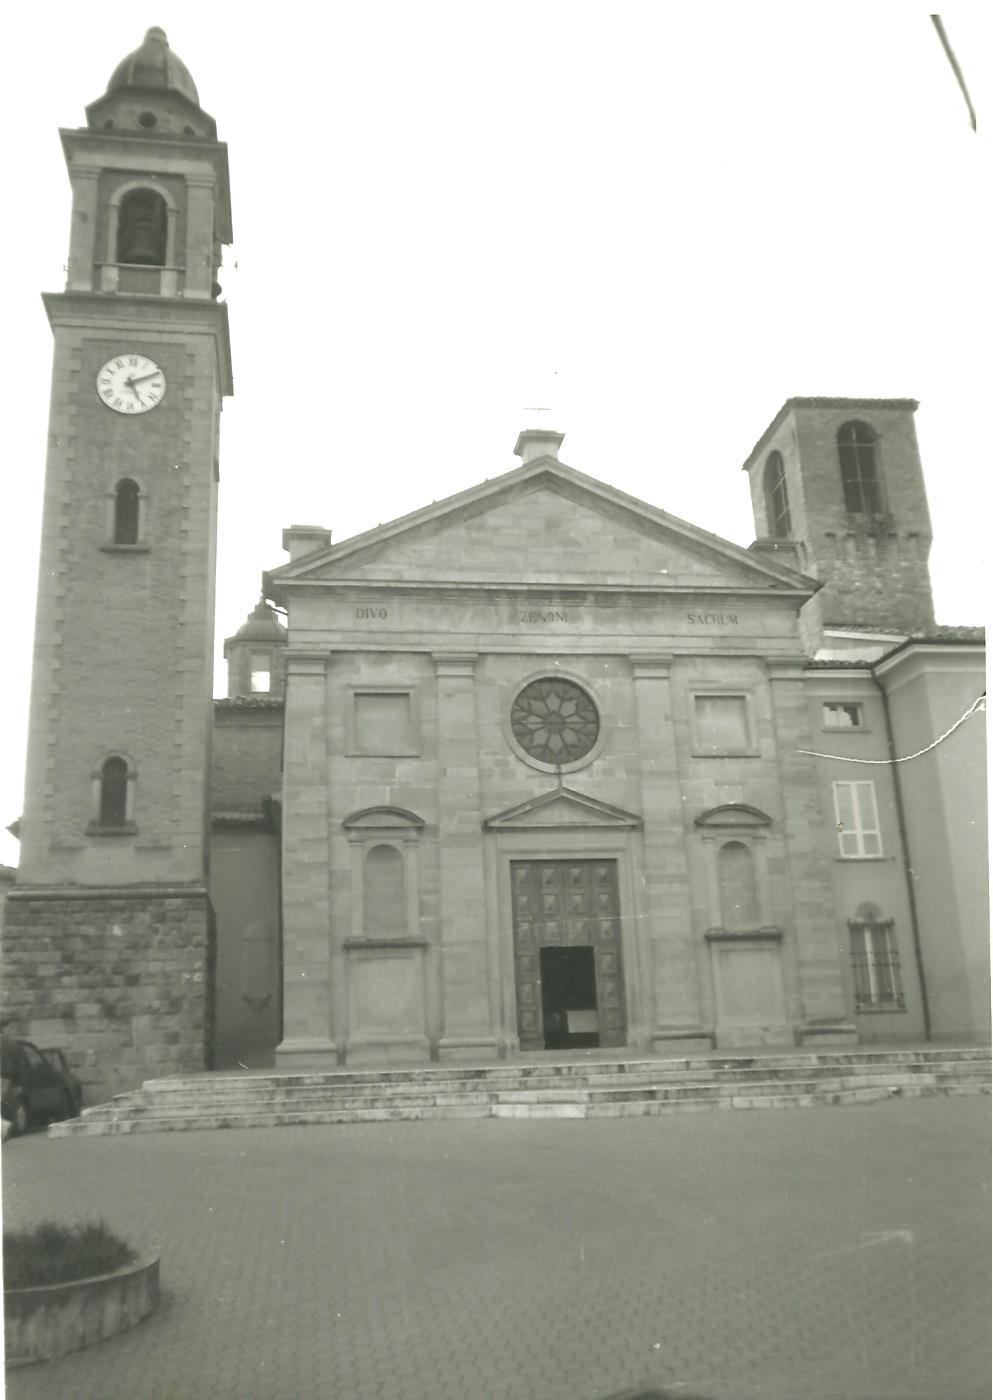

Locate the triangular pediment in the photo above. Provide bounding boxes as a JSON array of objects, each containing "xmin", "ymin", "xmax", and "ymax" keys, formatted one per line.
[
  {"xmin": 268, "ymin": 459, "xmax": 815, "ymax": 597},
  {"xmin": 484, "ymin": 786, "xmax": 642, "ymax": 830}
]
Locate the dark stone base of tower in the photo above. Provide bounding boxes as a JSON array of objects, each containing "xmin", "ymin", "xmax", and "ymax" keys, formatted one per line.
[{"xmin": 1, "ymin": 891, "xmax": 213, "ymax": 1102}]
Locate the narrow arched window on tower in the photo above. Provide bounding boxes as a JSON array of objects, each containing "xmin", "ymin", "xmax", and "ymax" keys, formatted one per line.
[
  {"xmin": 117, "ymin": 188, "xmax": 167, "ymax": 267},
  {"xmin": 763, "ymin": 450, "xmax": 791, "ymax": 537},
  {"xmin": 837, "ymin": 421, "xmax": 882, "ymax": 514},
  {"xmin": 99, "ymin": 757, "xmax": 129, "ymax": 828},
  {"xmin": 113, "ymin": 478, "xmax": 141, "ymax": 545}
]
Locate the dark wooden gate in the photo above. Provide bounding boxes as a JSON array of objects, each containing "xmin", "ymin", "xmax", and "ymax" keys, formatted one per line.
[{"xmin": 510, "ymin": 859, "xmax": 626, "ymax": 1050}]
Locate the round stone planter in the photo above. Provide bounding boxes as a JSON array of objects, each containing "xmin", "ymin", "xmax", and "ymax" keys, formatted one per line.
[{"xmin": 4, "ymin": 1251, "xmax": 159, "ymax": 1367}]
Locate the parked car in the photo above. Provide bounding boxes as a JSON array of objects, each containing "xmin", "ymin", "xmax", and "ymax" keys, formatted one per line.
[
  {"xmin": 0, "ymin": 1037, "xmax": 80, "ymax": 1138},
  {"xmin": 40, "ymin": 1047, "xmax": 83, "ymax": 1118}
]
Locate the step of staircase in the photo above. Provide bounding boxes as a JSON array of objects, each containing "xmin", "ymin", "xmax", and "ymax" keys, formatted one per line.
[{"xmin": 49, "ymin": 1046, "xmax": 990, "ymax": 1137}]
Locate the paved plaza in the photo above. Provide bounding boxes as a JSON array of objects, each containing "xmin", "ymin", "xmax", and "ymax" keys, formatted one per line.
[{"xmin": 2, "ymin": 1096, "xmax": 990, "ymax": 1400}]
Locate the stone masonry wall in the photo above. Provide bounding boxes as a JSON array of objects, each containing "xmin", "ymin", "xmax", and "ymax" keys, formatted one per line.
[{"xmin": 1, "ymin": 892, "xmax": 212, "ymax": 1103}]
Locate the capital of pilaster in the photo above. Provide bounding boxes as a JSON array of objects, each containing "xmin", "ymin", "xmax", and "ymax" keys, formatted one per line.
[
  {"xmin": 284, "ymin": 650, "xmax": 329, "ymax": 678},
  {"xmin": 70, "ymin": 164, "xmax": 101, "ymax": 182},
  {"xmin": 433, "ymin": 652, "xmax": 478, "ymax": 678},
  {"xmin": 631, "ymin": 653, "xmax": 674, "ymax": 680}
]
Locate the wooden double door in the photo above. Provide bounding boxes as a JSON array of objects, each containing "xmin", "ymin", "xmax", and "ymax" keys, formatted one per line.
[{"xmin": 511, "ymin": 859, "xmax": 626, "ymax": 1050}]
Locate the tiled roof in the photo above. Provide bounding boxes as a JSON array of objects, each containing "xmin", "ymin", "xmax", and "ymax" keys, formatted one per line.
[
  {"xmin": 214, "ymin": 697, "xmax": 285, "ymax": 711},
  {"xmin": 828, "ymin": 623, "xmax": 985, "ymax": 642},
  {"xmin": 804, "ymin": 659, "xmax": 872, "ymax": 670}
]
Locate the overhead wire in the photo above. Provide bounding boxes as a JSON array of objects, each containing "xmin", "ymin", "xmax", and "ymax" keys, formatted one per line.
[{"xmin": 798, "ymin": 693, "xmax": 985, "ymax": 764}]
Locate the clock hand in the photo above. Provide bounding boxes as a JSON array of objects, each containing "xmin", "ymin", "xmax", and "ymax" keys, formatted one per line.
[{"xmin": 127, "ymin": 371, "xmax": 162, "ymax": 385}]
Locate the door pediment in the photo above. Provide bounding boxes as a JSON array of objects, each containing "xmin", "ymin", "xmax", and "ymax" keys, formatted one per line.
[
  {"xmin": 694, "ymin": 803, "xmax": 773, "ymax": 829},
  {"xmin": 484, "ymin": 787, "xmax": 642, "ymax": 830}
]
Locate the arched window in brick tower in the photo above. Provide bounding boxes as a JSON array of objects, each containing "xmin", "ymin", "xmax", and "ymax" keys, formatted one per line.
[
  {"xmin": 837, "ymin": 421, "xmax": 882, "ymax": 514},
  {"xmin": 113, "ymin": 478, "xmax": 141, "ymax": 545},
  {"xmin": 98, "ymin": 757, "xmax": 130, "ymax": 828},
  {"xmin": 116, "ymin": 188, "xmax": 167, "ymax": 267},
  {"xmin": 763, "ymin": 450, "xmax": 791, "ymax": 537}
]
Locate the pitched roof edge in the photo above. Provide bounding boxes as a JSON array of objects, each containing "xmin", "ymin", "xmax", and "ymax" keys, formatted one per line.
[
  {"xmin": 266, "ymin": 457, "xmax": 818, "ymax": 593},
  {"xmin": 741, "ymin": 397, "xmax": 919, "ymax": 472}
]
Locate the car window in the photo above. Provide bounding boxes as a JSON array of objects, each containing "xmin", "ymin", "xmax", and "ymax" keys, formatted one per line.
[
  {"xmin": 22, "ymin": 1045, "xmax": 45, "ymax": 1069},
  {"xmin": 42, "ymin": 1050, "xmax": 67, "ymax": 1073}
]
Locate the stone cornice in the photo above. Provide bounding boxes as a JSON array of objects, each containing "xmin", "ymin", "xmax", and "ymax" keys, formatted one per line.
[
  {"xmin": 7, "ymin": 884, "xmax": 209, "ymax": 903},
  {"xmin": 43, "ymin": 292, "xmax": 233, "ymax": 396},
  {"xmin": 630, "ymin": 654, "xmax": 674, "ymax": 679},
  {"xmin": 433, "ymin": 652, "xmax": 478, "ymax": 677},
  {"xmin": 283, "ymin": 650, "xmax": 329, "ymax": 676},
  {"xmin": 269, "ymin": 579, "xmax": 813, "ymax": 606}
]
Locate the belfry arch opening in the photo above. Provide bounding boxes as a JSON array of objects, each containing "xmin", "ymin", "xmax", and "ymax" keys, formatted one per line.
[{"xmin": 117, "ymin": 188, "xmax": 167, "ymax": 266}]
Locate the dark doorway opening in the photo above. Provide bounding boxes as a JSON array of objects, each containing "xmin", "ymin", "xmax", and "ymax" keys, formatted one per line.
[{"xmin": 540, "ymin": 946, "xmax": 600, "ymax": 1050}]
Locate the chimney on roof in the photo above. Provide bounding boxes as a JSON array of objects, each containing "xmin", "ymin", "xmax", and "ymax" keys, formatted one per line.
[
  {"xmin": 514, "ymin": 429, "xmax": 564, "ymax": 465},
  {"xmin": 282, "ymin": 524, "xmax": 331, "ymax": 561}
]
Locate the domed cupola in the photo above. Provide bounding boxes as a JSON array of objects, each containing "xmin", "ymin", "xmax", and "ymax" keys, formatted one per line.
[
  {"xmin": 223, "ymin": 600, "xmax": 288, "ymax": 699},
  {"xmin": 106, "ymin": 27, "xmax": 200, "ymax": 106},
  {"xmin": 85, "ymin": 27, "xmax": 218, "ymax": 139}
]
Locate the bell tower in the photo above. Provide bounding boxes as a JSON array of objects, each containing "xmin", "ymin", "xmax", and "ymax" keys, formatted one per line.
[
  {"xmin": 742, "ymin": 397, "xmax": 935, "ymax": 652},
  {"xmin": 3, "ymin": 29, "xmax": 233, "ymax": 1098}
]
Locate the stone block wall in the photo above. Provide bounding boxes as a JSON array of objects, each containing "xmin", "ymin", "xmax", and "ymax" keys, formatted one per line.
[
  {"xmin": 1, "ymin": 891, "xmax": 213, "ymax": 1102},
  {"xmin": 210, "ymin": 702, "xmax": 284, "ymax": 815}
]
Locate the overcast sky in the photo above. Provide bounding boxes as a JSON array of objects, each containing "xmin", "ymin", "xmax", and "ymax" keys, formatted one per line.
[{"xmin": 0, "ymin": 3, "xmax": 988, "ymax": 867}]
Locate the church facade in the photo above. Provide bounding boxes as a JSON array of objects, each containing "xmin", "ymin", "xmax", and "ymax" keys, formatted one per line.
[{"xmin": 3, "ymin": 32, "xmax": 988, "ymax": 1100}]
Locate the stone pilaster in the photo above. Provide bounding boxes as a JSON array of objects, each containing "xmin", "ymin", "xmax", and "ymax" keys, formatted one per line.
[
  {"xmin": 631, "ymin": 655, "xmax": 710, "ymax": 1050},
  {"xmin": 767, "ymin": 659, "xmax": 857, "ymax": 1044},
  {"xmin": 433, "ymin": 653, "xmax": 498, "ymax": 1058},
  {"xmin": 275, "ymin": 651, "xmax": 337, "ymax": 1066}
]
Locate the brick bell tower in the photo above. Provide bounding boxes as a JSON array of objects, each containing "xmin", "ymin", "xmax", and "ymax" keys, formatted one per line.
[
  {"xmin": 742, "ymin": 397, "xmax": 935, "ymax": 652},
  {"xmin": 3, "ymin": 29, "xmax": 233, "ymax": 1099}
]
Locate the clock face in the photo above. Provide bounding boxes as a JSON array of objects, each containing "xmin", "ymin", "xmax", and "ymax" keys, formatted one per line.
[{"xmin": 96, "ymin": 354, "xmax": 166, "ymax": 415}]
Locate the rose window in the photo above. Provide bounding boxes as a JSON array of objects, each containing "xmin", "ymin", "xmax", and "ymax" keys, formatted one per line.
[{"xmin": 510, "ymin": 678, "xmax": 600, "ymax": 765}]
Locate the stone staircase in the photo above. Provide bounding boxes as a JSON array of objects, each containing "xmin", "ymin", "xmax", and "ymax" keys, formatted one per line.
[{"xmin": 49, "ymin": 1046, "xmax": 991, "ymax": 1137}]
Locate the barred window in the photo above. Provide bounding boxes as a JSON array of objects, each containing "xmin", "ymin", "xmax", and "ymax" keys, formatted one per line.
[
  {"xmin": 849, "ymin": 911, "xmax": 904, "ymax": 1010},
  {"xmin": 833, "ymin": 780, "xmax": 882, "ymax": 857},
  {"xmin": 763, "ymin": 450, "xmax": 792, "ymax": 538},
  {"xmin": 837, "ymin": 421, "xmax": 882, "ymax": 514}
]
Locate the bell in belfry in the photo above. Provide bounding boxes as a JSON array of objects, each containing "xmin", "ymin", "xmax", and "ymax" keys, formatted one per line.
[{"xmin": 117, "ymin": 188, "xmax": 166, "ymax": 266}]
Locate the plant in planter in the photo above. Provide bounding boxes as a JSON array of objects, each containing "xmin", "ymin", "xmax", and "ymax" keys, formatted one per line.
[
  {"xmin": 3, "ymin": 1220, "xmax": 134, "ymax": 1289},
  {"xmin": 3, "ymin": 1220, "xmax": 159, "ymax": 1366}
]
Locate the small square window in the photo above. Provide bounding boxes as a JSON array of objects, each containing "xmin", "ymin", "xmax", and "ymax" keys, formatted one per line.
[
  {"xmin": 694, "ymin": 695, "xmax": 751, "ymax": 755},
  {"xmin": 349, "ymin": 690, "xmax": 418, "ymax": 756},
  {"xmin": 823, "ymin": 702, "xmax": 863, "ymax": 730}
]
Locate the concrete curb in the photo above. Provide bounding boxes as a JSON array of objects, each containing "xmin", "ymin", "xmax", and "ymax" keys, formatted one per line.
[{"xmin": 3, "ymin": 1251, "xmax": 160, "ymax": 1367}]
